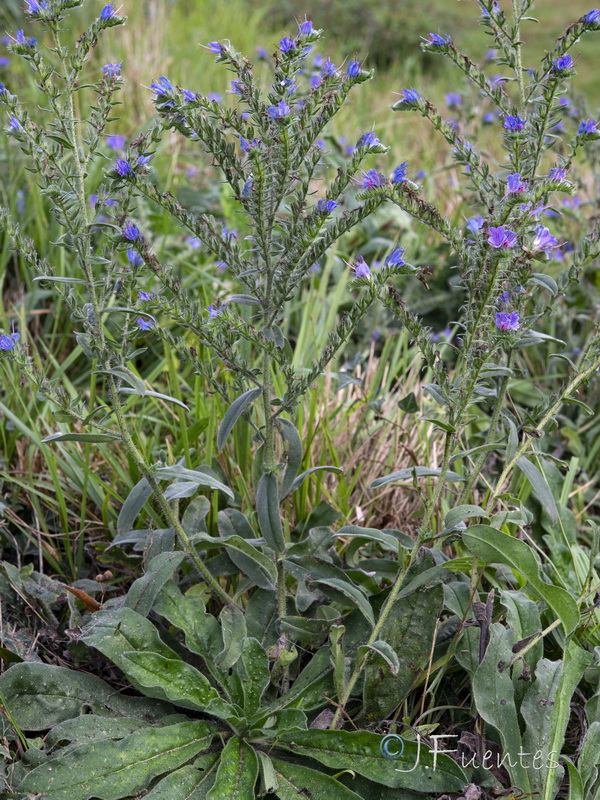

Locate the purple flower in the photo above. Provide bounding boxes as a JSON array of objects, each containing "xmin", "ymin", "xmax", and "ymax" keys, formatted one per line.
[
  {"xmin": 114, "ymin": 158, "xmax": 134, "ymax": 177},
  {"xmin": 102, "ymin": 62, "xmax": 122, "ymax": 77},
  {"xmin": 578, "ymin": 119, "xmax": 597, "ymax": 134},
  {"xmin": 298, "ymin": 19, "xmax": 313, "ymax": 35},
  {"xmin": 347, "ymin": 60, "xmax": 361, "ymax": 77},
  {"xmin": 398, "ymin": 88, "xmax": 421, "ymax": 105},
  {"xmin": 531, "ymin": 225, "xmax": 560, "ymax": 253},
  {"xmin": 206, "ymin": 42, "xmax": 222, "ymax": 54},
  {"xmin": 426, "ymin": 33, "xmax": 451, "ymax": 46},
  {"xmin": 504, "ymin": 115, "xmax": 526, "ymax": 131},
  {"xmin": 355, "ymin": 170, "xmax": 388, "ymax": 189},
  {"xmin": 585, "ymin": 9, "xmax": 600, "ymax": 22},
  {"xmin": 230, "ymin": 80, "xmax": 243, "ymax": 94},
  {"xmin": 549, "ymin": 167, "xmax": 567, "ymax": 182},
  {"xmin": 0, "ymin": 332, "xmax": 19, "ymax": 351},
  {"xmin": 187, "ymin": 236, "xmax": 202, "ymax": 249},
  {"xmin": 391, "ymin": 162, "xmax": 409, "ymax": 184},
  {"xmin": 8, "ymin": 117, "xmax": 22, "ymax": 132},
  {"xmin": 15, "ymin": 30, "xmax": 37, "ymax": 47},
  {"xmin": 552, "ymin": 54, "xmax": 574, "ymax": 71},
  {"xmin": 181, "ymin": 89, "xmax": 197, "ymax": 102},
  {"xmin": 123, "ymin": 222, "xmax": 142, "ymax": 241},
  {"xmin": 208, "ymin": 304, "xmax": 226, "ymax": 318},
  {"xmin": 446, "ymin": 92, "xmax": 462, "ymax": 107},
  {"xmin": 25, "ymin": 0, "xmax": 43, "ymax": 11},
  {"xmin": 507, "ymin": 173, "xmax": 528, "ymax": 193},
  {"xmin": 138, "ymin": 290, "xmax": 156, "ymax": 301},
  {"xmin": 321, "ymin": 60, "xmax": 337, "ymax": 77},
  {"xmin": 385, "ymin": 248, "xmax": 405, "ymax": 266},
  {"xmin": 216, "ymin": 261, "xmax": 227, "ymax": 271},
  {"xmin": 495, "ymin": 312, "xmax": 520, "ymax": 331},
  {"xmin": 466, "ymin": 216, "xmax": 485, "ymax": 232},
  {"xmin": 267, "ymin": 101, "xmax": 290, "ymax": 119},
  {"xmin": 222, "ymin": 227, "xmax": 238, "ymax": 241},
  {"xmin": 242, "ymin": 179, "xmax": 253, "ymax": 197},
  {"xmin": 127, "ymin": 248, "xmax": 143, "ymax": 267},
  {"xmin": 482, "ymin": 111, "xmax": 495, "ymax": 124},
  {"xmin": 481, "ymin": 1, "xmax": 500, "ymax": 15},
  {"xmin": 317, "ymin": 198, "xmax": 337, "ymax": 213},
  {"xmin": 151, "ymin": 76, "xmax": 174, "ymax": 97},
  {"xmin": 100, "ymin": 4, "xmax": 115, "ymax": 20},
  {"xmin": 136, "ymin": 317, "xmax": 155, "ymax": 331},
  {"xmin": 488, "ymin": 226, "xmax": 518, "ymax": 248},
  {"xmin": 279, "ymin": 37, "xmax": 295, "ymax": 53},
  {"xmin": 207, "ymin": 92, "xmax": 222, "ymax": 102},
  {"xmin": 358, "ymin": 131, "xmax": 381, "ymax": 149},
  {"xmin": 107, "ymin": 134, "xmax": 126, "ymax": 151},
  {"xmin": 349, "ymin": 256, "xmax": 371, "ymax": 279},
  {"xmin": 497, "ymin": 290, "xmax": 511, "ymax": 306},
  {"xmin": 239, "ymin": 136, "xmax": 259, "ymax": 151},
  {"xmin": 485, "ymin": 48, "xmax": 497, "ymax": 60},
  {"xmin": 0, "ymin": 58, "xmax": 10, "ymax": 67},
  {"xmin": 256, "ymin": 46, "xmax": 268, "ymax": 59}
]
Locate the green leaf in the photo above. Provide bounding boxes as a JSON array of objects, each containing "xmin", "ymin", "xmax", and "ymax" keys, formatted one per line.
[
  {"xmin": 156, "ymin": 465, "xmax": 234, "ymax": 499},
  {"xmin": 222, "ymin": 534, "xmax": 277, "ymax": 590},
  {"xmin": 124, "ymin": 553, "xmax": 185, "ymax": 617},
  {"xmin": 142, "ymin": 758, "xmax": 220, "ymax": 799},
  {"xmin": 578, "ymin": 721, "xmax": 600, "ymax": 795},
  {"xmin": 153, "ymin": 583, "xmax": 221, "ymax": 661},
  {"xmin": 117, "ymin": 477, "xmax": 153, "ymax": 536},
  {"xmin": 309, "ymin": 577, "xmax": 374, "ymax": 625},
  {"xmin": 96, "ymin": 367, "xmax": 146, "ymax": 396},
  {"xmin": 289, "ymin": 465, "xmax": 343, "ymax": 494},
  {"xmin": 277, "ymin": 418, "xmax": 303, "ymax": 500},
  {"xmin": 564, "ymin": 758, "xmax": 584, "ymax": 800},
  {"xmin": 358, "ymin": 640, "xmax": 400, "ymax": 675},
  {"xmin": 19, "ymin": 721, "xmax": 215, "ymax": 800},
  {"xmin": 42, "ymin": 432, "xmax": 121, "ymax": 444},
  {"xmin": 370, "ymin": 466, "xmax": 464, "ymax": 490},
  {"xmin": 444, "ymin": 505, "xmax": 488, "ymax": 528},
  {"xmin": 398, "ymin": 392, "xmax": 418, "ymax": 413},
  {"xmin": 241, "ymin": 638, "xmax": 270, "ymax": 717},
  {"xmin": 217, "ymin": 388, "xmax": 262, "ymax": 451},
  {"xmin": 216, "ymin": 604, "xmax": 247, "ymax": 670},
  {"xmin": 45, "ymin": 716, "xmax": 150, "ymax": 749},
  {"xmin": 119, "ymin": 388, "xmax": 190, "ymax": 411},
  {"xmin": 528, "ymin": 272, "xmax": 558, "ymax": 296},
  {"xmin": 516, "ymin": 456, "xmax": 558, "ymax": 523},
  {"xmin": 256, "ymin": 473, "xmax": 286, "ymax": 552},
  {"xmin": 271, "ymin": 759, "xmax": 363, "ymax": 799},
  {"xmin": 462, "ymin": 526, "xmax": 580, "ymax": 634},
  {"xmin": 334, "ymin": 526, "xmax": 401, "ymax": 553},
  {"xmin": 472, "ymin": 624, "xmax": 530, "ymax": 793},
  {"xmin": 120, "ymin": 651, "xmax": 220, "ymax": 711},
  {"xmin": 206, "ymin": 737, "xmax": 258, "ymax": 800},
  {"xmin": 0, "ymin": 663, "xmax": 168, "ymax": 730},
  {"xmin": 276, "ymin": 729, "xmax": 467, "ymax": 793}
]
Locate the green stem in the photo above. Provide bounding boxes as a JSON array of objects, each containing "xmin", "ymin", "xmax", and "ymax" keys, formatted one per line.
[
  {"xmin": 330, "ymin": 431, "xmax": 455, "ymax": 728},
  {"xmin": 512, "ymin": 0, "xmax": 526, "ymax": 112}
]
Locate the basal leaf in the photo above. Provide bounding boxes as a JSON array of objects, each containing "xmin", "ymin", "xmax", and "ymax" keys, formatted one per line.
[
  {"xmin": 216, "ymin": 604, "xmax": 247, "ymax": 670},
  {"xmin": 142, "ymin": 758, "xmax": 220, "ymax": 799},
  {"xmin": 206, "ymin": 737, "xmax": 258, "ymax": 800},
  {"xmin": 271, "ymin": 758, "xmax": 363, "ymax": 799},
  {"xmin": 124, "ymin": 552, "xmax": 185, "ymax": 617}
]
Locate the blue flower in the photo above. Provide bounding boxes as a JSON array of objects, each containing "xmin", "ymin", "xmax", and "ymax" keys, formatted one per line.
[
  {"xmin": 0, "ymin": 332, "xmax": 19, "ymax": 351},
  {"xmin": 206, "ymin": 42, "xmax": 222, "ymax": 54},
  {"xmin": 222, "ymin": 227, "xmax": 238, "ymax": 241},
  {"xmin": 391, "ymin": 162, "xmax": 409, "ymax": 184},
  {"xmin": 102, "ymin": 62, "xmax": 122, "ymax": 77},
  {"xmin": 497, "ymin": 290, "xmax": 511, "ymax": 306},
  {"xmin": 279, "ymin": 37, "xmax": 295, "ymax": 53},
  {"xmin": 481, "ymin": 1, "xmax": 500, "ymax": 15},
  {"xmin": 114, "ymin": 158, "xmax": 134, "ymax": 177},
  {"xmin": 136, "ymin": 317, "xmax": 155, "ymax": 331},
  {"xmin": 426, "ymin": 33, "xmax": 451, "ymax": 46},
  {"xmin": 256, "ymin": 46, "xmax": 268, "ymax": 59},
  {"xmin": 0, "ymin": 83, "xmax": 6, "ymax": 94},
  {"xmin": 26, "ymin": 0, "xmax": 48, "ymax": 12},
  {"xmin": 187, "ymin": 236, "xmax": 202, "ymax": 249},
  {"xmin": 549, "ymin": 167, "xmax": 567, "ymax": 182},
  {"xmin": 138, "ymin": 290, "xmax": 156, "ymax": 301},
  {"xmin": 552, "ymin": 54, "xmax": 574, "ymax": 71},
  {"xmin": 466, "ymin": 216, "xmax": 485, "ymax": 232},
  {"xmin": 8, "ymin": 117, "xmax": 22, "ymax": 132},
  {"xmin": 482, "ymin": 111, "xmax": 495, "ymax": 124},
  {"xmin": 15, "ymin": 30, "xmax": 37, "ymax": 47},
  {"xmin": 151, "ymin": 76, "xmax": 174, "ymax": 97},
  {"xmin": 208, "ymin": 304, "xmax": 227, "ymax": 318},
  {"xmin": 107, "ymin": 134, "xmax": 126, "ymax": 151},
  {"xmin": 207, "ymin": 92, "xmax": 222, "ymax": 102},
  {"xmin": 348, "ymin": 256, "xmax": 371, "ymax": 278},
  {"xmin": 181, "ymin": 89, "xmax": 197, "ymax": 102},
  {"xmin": 321, "ymin": 60, "xmax": 337, "ymax": 77},
  {"xmin": 358, "ymin": 131, "xmax": 381, "ymax": 149},
  {"xmin": 531, "ymin": 225, "xmax": 560, "ymax": 253},
  {"xmin": 239, "ymin": 136, "xmax": 259, "ymax": 151},
  {"xmin": 100, "ymin": 4, "xmax": 115, "ymax": 20},
  {"xmin": 488, "ymin": 226, "xmax": 518, "ymax": 248},
  {"xmin": 216, "ymin": 261, "xmax": 227, "ymax": 271},
  {"xmin": 385, "ymin": 248, "xmax": 405, "ymax": 266},
  {"xmin": 506, "ymin": 173, "xmax": 528, "ymax": 193},
  {"xmin": 578, "ymin": 119, "xmax": 597, "ymax": 134},
  {"xmin": 398, "ymin": 88, "xmax": 421, "ymax": 106},
  {"xmin": 230, "ymin": 80, "xmax": 243, "ymax": 94},
  {"xmin": 347, "ymin": 60, "xmax": 361, "ymax": 77},
  {"xmin": 267, "ymin": 101, "xmax": 290, "ymax": 119},
  {"xmin": 298, "ymin": 19, "xmax": 313, "ymax": 35},
  {"xmin": 0, "ymin": 58, "xmax": 9, "ymax": 67},
  {"xmin": 504, "ymin": 115, "xmax": 526, "ymax": 131},
  {"xmin": 585, "ymin": 9, "xmax": 600, "ymax": 22},
  {"xmin": 242, "ymin": 179, "xmax": 253, "ymax": 197},
  {"xmin": 127, "ymin": 248, "xmax": 144, "ymax": 266},
  {"xmin": 446, "ymin": 92, "xmax": 462, "ymax": 107},
  {"xmin": 495, "ymin": 312, "xmax": 520, "ymax": 331},
  {"xmin": 316, "ymin": 198, "xmax": 337, "ymax": 213},
  {"xmin": 355, "ymin": 170, "xmax": 388, "ymax": 189},
  {"xmin": 123, "ymin": 222, "xmax": 142, "ymax": 241}
]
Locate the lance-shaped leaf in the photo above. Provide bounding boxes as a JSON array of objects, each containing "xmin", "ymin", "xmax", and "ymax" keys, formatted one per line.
[
  {"xmin": 45, "ymin": 716, "xmax": 150, "ymax": 749},
  {"xmin": 217, "ymin": 387, "xmax": 262, "ymax": 451},
  {"xmin": 19, "ymin": 721, "xmax": 215, "ymax": 800},
  {"xmin": 309, "ymin": 577, "xmax": 374, "ymax": 625},
  {"xmin": 277, "ymin": 418, "xmax": 303, "ymax": 500},
  {"xmin": 289, "ymin": 465, "xmax": 343, "ymax": 494},
  {"xmin": 516, "ymin": 456, "xmax": 558, "ymax": 523},
  {"xmin": 206, "ymin": 737, "xmax": 258, "ymax": 800},
  {"xmin": 462, "ymin": 525, "xmax": 580, "ymax": 635},
  {"xmin": 119, "ymin": 387, "xmax": 190, "ymax": 411},
  {"xmin": 142, "ymin": 757, "xmax": 220, "ymax": 799},
  {"xmin": 370, "ymin": 466, "xmax": 465, "ymax": 490},
  {"xmin": 117, "ymin": 476, "xmax": 153, "ymax": 536},
  {"xmin": 42, "ymin": 432, "xmax": 121, "ymax": 443},
  {"xmin": 124, "ymin": 552, "xmax": 185, "ymax": 617},
  {"xmin": 156, "ymin": 465, "xmax": 234, "ymax": 499},
  {"xmin": 276, "ymin": 729, "xmax": 467, "ymax": 793},
  {"xmin": 240, "ymin": 637, "xmax": 270, "ymax": 716},
  {"xmin": 256, "ymin": 473, "xmax": 286, "ymax": 552},
  {"xmin": 216, "ymin": 603, "xmax": 247, "ymax": 670},
  {"xmin": 271, "ymin": 759, "xmax": 363, "ymax": 800},
  {"xmin": 0, "ymin": 663, "xmax": 169, "ymax": 730}
]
